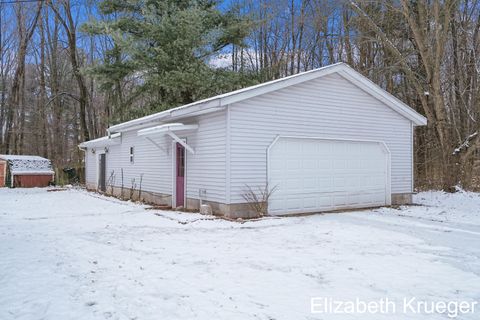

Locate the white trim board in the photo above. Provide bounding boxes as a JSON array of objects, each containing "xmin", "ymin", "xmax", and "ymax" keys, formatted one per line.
[
  {"xmin": 138, "ymin": 123, "xmax": 197, "ymax": 154},
  {"xmin": 79, "ymin": 133, "xmax": 121, "ymax": 149},
  {"xmin": 266, "ymin": 136, "xmax": 392, "ymax": 215}
]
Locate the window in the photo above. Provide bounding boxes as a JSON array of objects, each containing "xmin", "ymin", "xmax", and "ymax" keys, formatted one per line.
[{"xmin": 130, "ymin": 147, "xmax": 134, "ymax": 164}]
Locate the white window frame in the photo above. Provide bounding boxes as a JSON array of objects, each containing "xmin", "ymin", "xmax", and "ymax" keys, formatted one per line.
[{"xmin": 129, "ymin": 146, "xmax": 134, "ymax": 164}]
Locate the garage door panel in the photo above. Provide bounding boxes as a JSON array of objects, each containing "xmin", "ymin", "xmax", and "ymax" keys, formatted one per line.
[
  {"xmin": 303, "ymin": 178, "xmax": 317, "ymax": 190},
  {"xmin": 318, "ymin": 177, "xmax": 333, "ymax": 189},
  {"xmin": 285, "ymin": 178, "xmax": 303, "ymax": 189},
  {"xmin": 333, "ymin": 176, "xmax": 347, "ymax": 189},
  {"xmin": 372, "ymin": 193, "xmax": 387, "ymax": 204},
  {"xmin": 271, "ymin": 159, "xmax": 284, "ymax": 170},
  {"xmin": 303, "ymin": 197, "xmax": 317, "ymax": 209},
  {"xmin": 303, "ymin": 159, "xmax": 316, "ymax": 169},
  {"xmin": 333, "ymin": 194, "xmax": 347, "ymax": 206},
  {"xmin": 317, "ymin": 195, "xmax": 333, "ymax": 208},
  {"xmin": 287, "ymin": 159, "xmax": 301, "ymax": 169},
  {"xmin": 268, "ymin": 137, "xmax": 389, "ymax": 215},
  {"xmin": 286, "ymin": 198, "xmax": 303, "ymax": 210},
  {"xmin": 269, "ymin": 197, "xmax": 285, "ymax": 211},
  {"xmin": 318, "ymin": 159, "xmax": 332, "ymax": 169},
  {"xmin": 348, "ymin": 194, "xmax": 361, "ymax": 205}
]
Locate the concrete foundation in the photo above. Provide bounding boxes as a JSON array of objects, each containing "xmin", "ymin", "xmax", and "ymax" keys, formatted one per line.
[
  {"xmin": 88, "ymin": 185, "xmax": 172, "ymax": 206},
  {"xmin": 391, "ymin": 193, "xmax": 413, "ymax": 205},
  {"xmin": 85, "ymin": 186, "xmax": 414, "ymax": 218},
  {"xmin": 186, "ymin": 198, "xmax": 258, "ymax": 218},
  {"xmin": 86, "ymin": 183, "xmax": 97, "ymax": 190}
]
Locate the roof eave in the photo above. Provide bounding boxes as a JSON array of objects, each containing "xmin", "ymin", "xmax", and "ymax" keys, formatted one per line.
[
  {"xmin": 79, "ymin": 134, "xmax": 121, "ymax": 149},
  {"xmin": 106, "ymin": 62, "xmax": 427, "ymax": 133},
  {"xmin": 336, "ymin": 67, "xmax": 427, "ymax": 126},
  {"xmin": 108, "ymin": 101, "xmax": 223, "ymax": 133},
  {"xmin": 107, "ymin": 63, "xmax": 346, "ymax": 133}
]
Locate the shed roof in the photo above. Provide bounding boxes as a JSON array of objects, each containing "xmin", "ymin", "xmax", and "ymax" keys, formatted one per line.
[
  {"xmin": 78, "ymin": 132, "xmax": 121, "ymax": 149},
  {"xmin": 0, "ymin": 155, "xmax": 54, "ymax": 175},
  {"xmin": 107, "ymin": 63, "xmax": 427, "ymax": 134}
]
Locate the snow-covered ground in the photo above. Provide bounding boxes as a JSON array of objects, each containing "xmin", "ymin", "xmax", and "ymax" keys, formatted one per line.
[{"xmin": 1, "ymin": 188, "xmax": 479, "ymax": 320}]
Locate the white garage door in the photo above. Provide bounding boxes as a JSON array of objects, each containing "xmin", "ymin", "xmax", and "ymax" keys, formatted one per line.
[{"xmin": 268, "ymin": 137, "xmax": 390, "ymax": 215}]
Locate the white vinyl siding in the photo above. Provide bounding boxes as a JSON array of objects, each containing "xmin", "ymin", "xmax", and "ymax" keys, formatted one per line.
[
  {"xmin": 105, "ymin": 144, "xmax": 121, "ymax": 189},
  {"xmin": 98, "ymin": 110, "xmax": 227, "ymax": 204},
  {"xmin": 184, "ymin": 111, "xmax": 227, "ymax": 202},
  {"xmin": 105, "ymin": 130, "xmax": 171, "ymax": 196},
  {"xmin": 84, "ymin": 70, "xmax": 417, "ymax": 210},
  {"xmin": 228, "ymin": 73, "xmax": 413, "ymax": 203},
  {"xmin": 85, "ymin": 150, "xmax": 97, "ymax": 186}
]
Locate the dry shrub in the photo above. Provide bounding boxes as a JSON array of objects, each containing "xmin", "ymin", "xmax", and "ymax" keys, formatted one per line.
[{"xmin": 242, "ymin": 184, "xmax": 277, "ymax": 216}]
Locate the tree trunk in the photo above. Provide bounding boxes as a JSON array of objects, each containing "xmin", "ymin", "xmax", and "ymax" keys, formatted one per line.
[{"xmin": 50, "ymin": 0, "xmax": 90, "ymax": 141}]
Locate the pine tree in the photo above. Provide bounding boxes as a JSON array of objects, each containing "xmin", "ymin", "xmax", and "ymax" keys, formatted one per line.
[{"xmin": 83, "ymin": 0, "xmax": 253, "ymax": 123}]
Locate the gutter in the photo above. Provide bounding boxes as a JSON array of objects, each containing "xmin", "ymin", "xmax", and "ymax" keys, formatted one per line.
[
  {"xmin": 108, "ymin": 102, "xmax": 224, "ymax": 133},
  {"xmin": 78, "ymin": 132, "xmax": 122, "ymax": 149}
]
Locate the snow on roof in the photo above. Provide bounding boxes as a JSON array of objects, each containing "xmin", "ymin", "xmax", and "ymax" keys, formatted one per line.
[
  {"xmin": 78, "ymin": 132, "xmax": 122, "ymax": 149},
  {"xmin": 0, "ymin": 155, "xmax": 54, "ymax": 175},
  {"xmin": 1, "ymin": 155, "xmax": 48, "ymax": 161}
]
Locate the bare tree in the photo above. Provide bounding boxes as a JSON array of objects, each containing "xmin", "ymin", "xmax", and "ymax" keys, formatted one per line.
[
  {"xmin": 3, "ymin": 2, "xmax": 42, "ymax": 154},
  {"xmin": 49, "ymin": 0, "xmax": 91, "ymax": 142}
]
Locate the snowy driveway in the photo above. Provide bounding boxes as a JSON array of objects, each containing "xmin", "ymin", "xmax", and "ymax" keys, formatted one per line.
[{"xmin": 1, "ymin": 188, "xmax": 479, "ymax": 320}]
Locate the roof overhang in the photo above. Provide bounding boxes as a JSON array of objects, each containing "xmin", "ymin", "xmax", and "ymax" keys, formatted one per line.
[
  {"xmin": 11, "ymin": 170, "xmax": 55, "ymax": 175},
  {"xmin": 108, "ymin": 105, "xmax": 222, "ymax": 133},
  {"xmin": 138, "ymin": 123, "xmax": 198, "ymax": 154},
  {"xmin": 137, "ymin": 123, "xmax": 198, "ymax": 136},
  {"xmin": 107, "ymin": 62, "xmax": 427, "ymax": 133},
  {"xmin": 336, "ymin": 68, "xmax": 427, "ymax": 126},
  {"xmin": 79, "ymin": 133, "xmax": 121, "ymax": 149}
]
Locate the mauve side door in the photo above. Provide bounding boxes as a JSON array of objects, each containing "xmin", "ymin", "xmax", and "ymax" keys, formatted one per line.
[{"xmin": 176, "ymin": 143, "xmax": 185, "ymax": 207}]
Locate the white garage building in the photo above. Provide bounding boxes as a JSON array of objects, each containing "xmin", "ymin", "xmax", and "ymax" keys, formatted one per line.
[{"xmin": 80, "ymin": 63, "xmax": 427, "ymax": 218}]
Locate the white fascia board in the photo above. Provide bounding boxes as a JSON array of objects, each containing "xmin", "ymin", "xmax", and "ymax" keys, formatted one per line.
[
  {"xmin": 78, "ymin": 137, "xmax": 106, "ymax": 148},
  {"xmin": 11, "ymin": 170, "xmax": 55, "ymax": 175},
  {"xmin": 138, "ymin": 124, "xmax": 198, "ymax": 137},
  {"xmin": 108, "ymin": 62, "xmax": 426, "ymax": 133},
  {"xmin": 108, "ymin": 63, "xmax": 345, "ymax": 133},
  {"xmin": 138, "ymin": 123, "xmax": 198, "ymax": 154},
  {"xmin": 108, "ymin": 112, "xmax": 167, "ymax": 133},
  {"xmin": 168, "ymin": 100, "xmax": 221, "ymax": 118},
  {"xmin": 337, "ymin": 68, "xmax": 428, "ymax": 126},
  {"xmin": 79, "ymin": 134, "xmax": 122, "ymax": 148},
  {"xmin": 109, "ymin": 105, "xmax": 222, "ymax": 133},
  {"xmin": 110, "ymin": 122, "xmax": 163, "ymax": 133},
  {"xmin": 107, "ymin": 132, "xmax": 121, "ymax": 139},
  {"xmin": 138, "ymin": 123, "xmax": 184, "ymax": 136},
  {"xmin": 220, "ymin": 65, "xmax": 340, "ymax": 105}
]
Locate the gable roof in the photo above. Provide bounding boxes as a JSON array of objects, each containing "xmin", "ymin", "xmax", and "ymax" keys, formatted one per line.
[
  {"xmin": 0, "ymin": 155, "xmax": 48, "ymax": 161},
  {"xmin": 108, "ymin": 62, "xmax": 427, "ymax": 133},
  {"xmin": 0, "ymin": 155, "xmax": 54, "ymax": 175}
]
